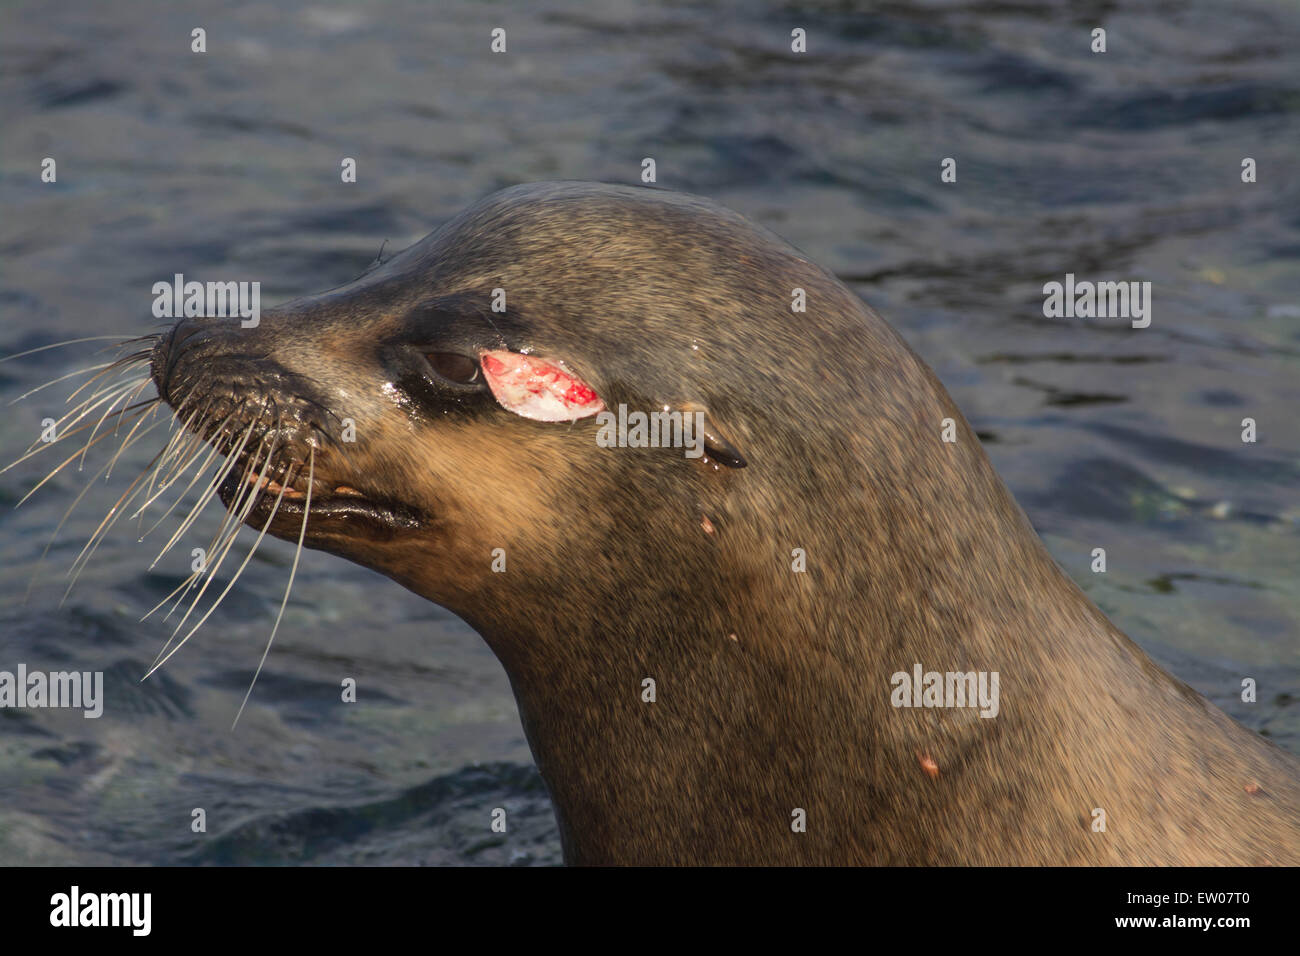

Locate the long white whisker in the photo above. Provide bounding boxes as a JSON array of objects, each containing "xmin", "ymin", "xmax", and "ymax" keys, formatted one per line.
[
  {"xmin": 13, "ymin": 402, "xmax": 156, "ymax": 506},
  {"xmin": 7, "ymin": 361, "xmax": 119, "ymax": 405},
  {"xmin": 2, "ymin": 384, "xmax": 149, "ymax": 473},
  {"xmin": 233, "ymin": 448, "xmax": 313, "ymax": 728},
  {"xmin": 0, "ymin": 335, "xmax": 143, "ymax": 364},
  {"xmin": 141, "ymin": 456, "xmax": 303, "ymax": 636},
  {"xmin": 151, "ymin": 440, "xmax": 272, "ymax": 626},
  {"xmin": 150, "ymin": 416, "xmax": 256, "ymax": 569},
  {"xmin": 61, "ymin": 420, "xmax": 171, "ymax": 602},
  {"xmin": 25, "ymin": 380, "xmax": 150, "ymax": 465},
  {"xmin": 22, "ymin": 436, "xmax": 165, "ymax": 606},
  {"xmin": 147, "ymin": 446, "xmax": 284, "ymax": 679},
  {"xmin": 150, "ymin": 435, "xmax": 274, "ymax": 665},
  {"xmin": 136, "ymin": 408, "xmax": 202, "ymax": 529},
  {"xmin": 157, "ymin": 420, "xmax": 264, "ymax": 628},
  {"xmin": 56, "ymin": 357, "xmax": 150, "ymax": 417},
  {"xmin": 135, "ymin": 434, "xmax": 220, "ymax": 539},
  {"xmin": 78, "ymin": 377, "xmax": 153, "ymax": 471},
  {"xmin": 104, "ymin": 400, "xmax": 162, "ymax": 479},
  {"xmin": 63, "ymin": 352, "xmax": 151, "ymax": 407},
  {"xmin": 136, "ymin": 404, "xmax": 225, "ymax": 522}
]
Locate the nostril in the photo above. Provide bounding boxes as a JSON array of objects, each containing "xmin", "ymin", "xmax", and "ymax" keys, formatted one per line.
[
  {"xmin": 152, "ymin": 322, "xmax": 192, "ymax": 403},
  {"xmin": 150, "ymin": 325, "xmax": 179, "ymax": 401}
]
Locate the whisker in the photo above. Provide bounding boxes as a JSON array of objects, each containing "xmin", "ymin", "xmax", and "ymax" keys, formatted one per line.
[
  {"xmin": 143, "ymin": 457, "xmax": 304, "ymax": 638},
  {"xmin": 136, "ymin": 406, "xmax": 204, "ymax": 529},
  {"xmin": 135, "ymin": 426, "xmax": 225, "ymax": 539},
  {"xmin": 201, "ymin": 430, "xmax": 269, "ymax": 556},
  {"xmin": 92, "ymin": 408, "xmax": 244, "ymax": 587},
  {"xmin": 22, "ymin": 437, "xmax": 166, "ymax": 606},
  {"xmin": 154, "ymin": 450, "xmax": 300, "ymax": 635},
  {"xmin": 78, "ymin": 377, "xmax": 154, "ymax": 471},
  {"xmin": 153, "ymin": 431, "xmax": 273, "ymax": 656},
  {"xmin": 0, "ymin": 335, "xmax": 146, "ymax": 364},
  {"xmin": 147, "ymin": 444, "xmax": 285, "ymax": 680},
  {"xmin": 172, "ymin": 448, "xmax": 264, "ymax": 626},
  {"xmin": 4, "ymin": 383, "xmax": 150, "ymax": 471},
  {"xmin": 61, "ymin": 419, "xmax": 172, "ymax": 601},
  {"xmin": 13, "ymin": 402, "xmax": 156, "ymax": 506},
  {"xmin": 149, "ymin": 414, "xmax": 257, "ymax": 569},
  {"xmin": 150, "ymin": 403, "xmax": 225, "ymax": 497},
  {"xmin": 155, "ymin": 417, "xmax": 267, "ymax": 624},
  {"xmin": 233, "ymin": 447, "xmax": 313, "ymax": 728},
  {"xmin": 7, "ymin": 382, "xmax": 153, "ymax": 475},
  {"xmin": 104, "ymin": 399, "xmax": 162, "ymax": 480},
  {"xmin": 7, "ymin": 361, "xmax": 120, "ymax": 405},
  {"xmin": 62, "ymin": 353, "xmax": 151, "ymax": 408},
  {"xmin": 63, "ymin": 345, "xmax": 151, "ymax": 392}
]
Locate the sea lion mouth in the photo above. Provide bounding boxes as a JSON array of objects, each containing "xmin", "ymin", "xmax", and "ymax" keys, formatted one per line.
[{"xmin": 216, "ymin": 459, "xmax": 425, "ymax": 541}]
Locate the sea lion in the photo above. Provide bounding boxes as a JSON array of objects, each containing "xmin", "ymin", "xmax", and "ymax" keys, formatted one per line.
[{"xmin": 145, "ymin": 181, "xmax": 1299, "ymax": 865}]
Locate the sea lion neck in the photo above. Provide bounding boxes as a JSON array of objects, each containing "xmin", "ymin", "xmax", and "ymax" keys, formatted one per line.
[{"xmin": 443, "ymin": 395, "xmax": 1107, "ymax": 865}]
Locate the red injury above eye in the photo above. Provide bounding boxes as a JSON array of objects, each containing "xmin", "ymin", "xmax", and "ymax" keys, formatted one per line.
[{"xmin": 480, "ymin": 350, "xmax": 605, "ymax": 422}]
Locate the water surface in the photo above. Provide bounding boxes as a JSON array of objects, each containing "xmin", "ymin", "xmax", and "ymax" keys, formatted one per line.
[{"xmin": 1, "ymin": 0, "xmax": 1297, "ymax": 864}]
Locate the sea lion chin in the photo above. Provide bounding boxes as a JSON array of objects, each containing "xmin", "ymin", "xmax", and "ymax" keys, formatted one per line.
[{"xmin": 148, "ymin": 181, "xmax": 1300, "ymax": 866}]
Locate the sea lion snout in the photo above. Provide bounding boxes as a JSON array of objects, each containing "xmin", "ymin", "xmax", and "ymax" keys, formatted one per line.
[
  {"xmin": 144, "ymin": 269, "xmax": 619, "ymax": 607},
  {"xmin": 150, "ymin": 312, "xmax": 343, "ymax": 468},
  {"xmin": 149, "ymin": 308, "xmax": 433, "ymax": 548},
  {"xmin": 152, "ymin": 313, "xmax": 322, "ymax": 413}
]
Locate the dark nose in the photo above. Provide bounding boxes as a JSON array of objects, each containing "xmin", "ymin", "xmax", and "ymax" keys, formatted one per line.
[
  {"xmin": 150, "ymin": 314, "xmax": 273, "ymax": 407},
  {"xmin": 150, "ymin": 318, "xmax": 199, "ymax": 403},
  {"xmin": 150, "ymin": 314, "xmax": 284, "ymax": 413}
]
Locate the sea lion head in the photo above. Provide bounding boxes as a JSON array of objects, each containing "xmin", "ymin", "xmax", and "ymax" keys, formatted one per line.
[{"xmin": 150, "ymin": 182, "xmax": 948, "ymax": 671}]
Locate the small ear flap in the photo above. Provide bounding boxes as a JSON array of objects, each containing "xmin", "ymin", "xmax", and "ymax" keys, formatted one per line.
[
  {"xmin": 702, "ymin": 418, "xmax": 747, "ymax": 468},
  {"xmin": 480, "ymin": 350, "xmax": 605, "ymax": 422},
  {"xmin": 683, "ymin": 403, "xmax": 747, "ymax": 468}
]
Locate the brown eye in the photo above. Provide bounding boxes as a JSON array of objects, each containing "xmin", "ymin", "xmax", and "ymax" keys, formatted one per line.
[{"xmin": 426, "ymin": 352, "xmax": 480, "ymax": 384}]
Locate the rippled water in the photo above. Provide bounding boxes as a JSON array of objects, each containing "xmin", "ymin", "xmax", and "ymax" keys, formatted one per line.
[{"xmin": 1, "ymin": 0, "xmax": 1297, "ymax": 864}]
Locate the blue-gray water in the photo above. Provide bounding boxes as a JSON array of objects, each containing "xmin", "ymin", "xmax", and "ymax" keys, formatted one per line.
[{"xmin": 1, "ymin": 0, "xmax": 1297, "ymax": 865}]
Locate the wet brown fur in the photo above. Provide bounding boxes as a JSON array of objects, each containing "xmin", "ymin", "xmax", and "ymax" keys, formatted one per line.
[{"xmin": 151, "ymin": 181, "xmax": 1300, "ymax": 865}]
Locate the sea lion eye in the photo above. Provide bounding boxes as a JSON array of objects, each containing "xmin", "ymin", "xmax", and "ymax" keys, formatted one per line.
[
  {"xmin": 479, "ymin": 349, "xmax": 605, "ymax": 422},
  {"xmin": 425, "ymin": 351, "xmax": 481, "ymax": 385}
]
